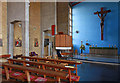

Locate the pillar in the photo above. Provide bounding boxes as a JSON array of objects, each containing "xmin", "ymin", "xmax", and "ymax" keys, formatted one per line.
[
  {"xmin": 8, "ymin": 23, "xmax": 14, "ymax": 58},
  {"xmin": 24, "ymin": 1, "xmax": 29, "ymax": 56}
]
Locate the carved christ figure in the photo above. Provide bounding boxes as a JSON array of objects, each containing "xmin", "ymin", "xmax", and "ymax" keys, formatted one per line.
[
  {"xmin": 97, "ymin": 11, "xmax": 107, "ymax": 36},
  {"xmin": 94, "ymin": 8, "xmax": 111, "ymax": 40}
]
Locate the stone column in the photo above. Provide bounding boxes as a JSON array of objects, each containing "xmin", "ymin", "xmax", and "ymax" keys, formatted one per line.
[
  {"xmin": 41, "ymin": 32, "xmax": 44, "ymax": 58},
  {"xmin": 40, "ymin": 3, "xmax": 43, "ymax": 58},
  {"xmin": 22, "ymin": 21, "xmax": 25, "ymax": 56},
  {"xmin": 24, "ymin": 1, "xmax": 29, "ymax": 56},
  {"xmin": 9, "ymin": 23, "xmax": 14, "ymax": 58}
]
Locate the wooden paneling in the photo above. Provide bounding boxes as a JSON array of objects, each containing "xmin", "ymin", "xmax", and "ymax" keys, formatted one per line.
[
  {"xmin": 55, "ymin": 35, "xmax": 60, "ymax": 47},
  {"xmin": 55, "ymin": 34, "xmax": 72, "ymax": 47},
  {"xmin": 62, "ymin": 35, "xmax": 66, "ymax": 47},
  {"xmin": 66, "ymin": 35, "xmax": 72, "ymax": 47},
  {"xmin": 65, "ymin": 35, "xmax": 69, "ymax": 47}
]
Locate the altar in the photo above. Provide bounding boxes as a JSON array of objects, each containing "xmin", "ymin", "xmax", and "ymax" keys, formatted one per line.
[{"xmin": 89, "ymin": 47, "xmax": 118, "ymax": 56}]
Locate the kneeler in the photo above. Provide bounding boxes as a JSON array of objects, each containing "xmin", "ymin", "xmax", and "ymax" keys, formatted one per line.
[
  {"xmin": 34, "ymin": 77, "xmax": 47, "ymax": 83},
  {"xmin": 24, "ymin": 75, "xmax": 36, "ymax": 81},
  {"xmin": 12, "ymin": 72, "xmax": 23, "ymax": 76},
  {"xmin": 10, "ymin": 71, "xmax": 25, "ymax": 81},
  {"xmin": 67, "ymin": 74, "xmax": 80, "ymax": 81}
]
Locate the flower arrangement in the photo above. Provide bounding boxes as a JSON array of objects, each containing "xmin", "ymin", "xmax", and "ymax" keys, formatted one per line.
[{"xmin": 80, "ymin": 44, "xmax": 85, "ymax": 50}]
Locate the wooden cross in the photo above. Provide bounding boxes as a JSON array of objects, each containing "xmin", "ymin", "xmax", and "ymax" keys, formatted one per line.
[{"xmin": 94, "ymin": 7, "xmax": 111, "ymax": 40}]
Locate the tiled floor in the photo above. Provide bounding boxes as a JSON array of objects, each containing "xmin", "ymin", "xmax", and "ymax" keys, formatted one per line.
[
  {"xmin": 73, "ymin": 54, "xmax": 119, "ymax": 63},
  {"xmin": 76, "ymin": 62, "xmax": 119, "ymax": 81},
  {"xmin": 70, "ymin": 54, "xmax": 120, "ymax": 82}
]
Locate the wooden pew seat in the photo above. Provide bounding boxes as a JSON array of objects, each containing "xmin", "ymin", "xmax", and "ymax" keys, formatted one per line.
[
  {"xmin": 2, "ymin": 68, "xmax": 56, "ymax": 82},
  {"xmin": 21, "ymin": 56, "xmax": 82, "ymax": 76},
  {"xmin": 0, "ymin": 54, "xmax": 11, "ymax": 58},
  {"xmin": 2, "ymin": 78, "xmax": 21, "ymax": 83},
  {"xmin": 8, "ymin": 58, "xmax": 79, "ymax": 82},
  {"xmin": 1, "ymin": 67, "xmax": 58, "ymax": 82},
  {"xmin": 10, "ymin": 71, "xmax": 56, "ymax": 82},
  {"xmin": 2, "ymin": 63, "xmax": 67, "ymax": 82}
]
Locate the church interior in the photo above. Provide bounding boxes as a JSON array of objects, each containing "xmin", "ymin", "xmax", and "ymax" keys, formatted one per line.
[{"xmin": 0, "ymin": 0, "xmax": 120, "ymax": 82}]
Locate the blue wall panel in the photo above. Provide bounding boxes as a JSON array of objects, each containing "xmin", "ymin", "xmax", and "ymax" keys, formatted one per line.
[
  {"xmin": 72, "ymin": 2, "xmax": 119, "ymax": 54},
  {"xmin": 118, "ymin": 2, "xmax": 120, "ymax": 55}
]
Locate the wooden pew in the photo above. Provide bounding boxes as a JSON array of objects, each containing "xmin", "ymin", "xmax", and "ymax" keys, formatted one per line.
[
  {"xmin": 0, "ymin": 54, "xmax": 11, "ymax": 58},
  {"xmin": 13, "ymin": 54, "xmax": 22, "ymax": 59},
  {"xmin": 0, "ymin": 54, "xmax": 11, "ymax": 63},
  {"xmin": 2, "ymin": 63, "xmax": 67, "ymax": 82},
  {"xmin": 21, "ymin": 56, "xmax": 82, "ymax": 76},
  {"xmin": 7, "ymin": 59, "xmax": 79, "ymax": 82}
]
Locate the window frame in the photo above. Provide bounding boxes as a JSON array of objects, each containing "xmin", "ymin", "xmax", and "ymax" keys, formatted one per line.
[{"xmin": 68, "ymin": 5, "xmax": 72, "ymax": 36}]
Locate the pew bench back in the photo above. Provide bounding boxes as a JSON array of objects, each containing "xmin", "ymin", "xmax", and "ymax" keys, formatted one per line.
[
  {"xmin": 21, "ymin": 56, "xmax": 82, "ymax": 76},
  {"xmin": 2, "ymin": 63, "xmax": 67, "ymax": 82},
  {"xmin": 7, "ymin": 59, "xmax": 77, "ymax": 82}
]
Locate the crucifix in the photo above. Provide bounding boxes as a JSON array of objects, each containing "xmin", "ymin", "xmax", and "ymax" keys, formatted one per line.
[{"xmin": 94, "ymin": 7, "xmax": 111, "ymax": 40}]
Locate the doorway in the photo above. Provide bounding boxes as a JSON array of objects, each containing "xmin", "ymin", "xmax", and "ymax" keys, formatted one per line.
[{"xmin": 43, "ymin": 30, "xmax": 53, "ymax": 57}]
